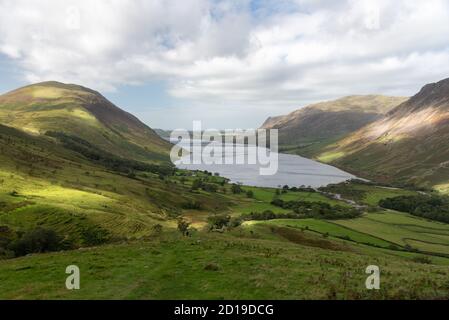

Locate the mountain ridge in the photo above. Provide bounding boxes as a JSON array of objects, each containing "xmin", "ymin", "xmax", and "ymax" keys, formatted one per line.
[
  {"xmin": 0, "ymin": 81, "xmax": 171, "ymax": 163},
  {"xmin": 261, "ymin": 95, "xmax": 407, "ymax": 157},
  {"xmin": 317, "ymin": 77, "xmax": 449, "ymax": 190}
]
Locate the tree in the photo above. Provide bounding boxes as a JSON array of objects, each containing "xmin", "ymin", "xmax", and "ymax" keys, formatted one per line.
[
  {"xmin": 191, "ymin": 179, "xmax": 203, "ymax": 191},
  {"xmin": 8, "ymin": 228, "xmax": 64, "ymax": 256},
  {"xmin": 152, "ymin": 224, "xmax": 163, "ymax": 235},
  {"xmin": 246, "ymin": 190, "xmax": 254, "ymax": 198},
  {"xmin": 208, "ymin": 214, "xmax": 231, "ymax": 230},
  {"xmin": 177, "ymin": 218, "xmax": 191, "ymax": 236},
  {"xmin": 182, "ymin": 200, "xmax": 203, "ymax": 210},
  {"xmin": 231, "ymin": 184, "xmax": 243, "ymax": 194},
  {"xmin": 202, "ymin": 183, "xmax": 218, "ymax": 193}
]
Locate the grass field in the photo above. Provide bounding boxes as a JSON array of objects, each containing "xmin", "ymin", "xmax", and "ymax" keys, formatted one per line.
[
  {"xmin": 319, "ymin": 181, "xmax": 419, "ymax": 206},
  {"xmin": 352, "ymin": 185, "xmax": 417, "ymax": 206},
  {"xmin": 2, "ymin": 231, "xmax": 449, "ymax": 299},
  {"xmin": 228, "ymin": 186, "xmax": 351, "ymax": 217},
  {"xmin": 334, "ymin": 211, "xmax": 449, "ymax": 256},
  {"xmin": 253, "ymin": 219, "xmax": 394, "ymax": 248}
]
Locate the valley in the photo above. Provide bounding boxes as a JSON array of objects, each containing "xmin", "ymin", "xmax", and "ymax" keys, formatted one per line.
[
  {"xmin": 1, "ymin": 81, "xmax": 449, "ymax": 300},
  {"xmin": 264, "ymin": 78, "xmax": 449, "ymax": 192}
]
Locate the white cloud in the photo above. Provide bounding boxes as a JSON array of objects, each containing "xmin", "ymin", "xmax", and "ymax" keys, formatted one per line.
[{"xmin": 1, "ymin": 0, "xmax": 449, "ymax": 127}]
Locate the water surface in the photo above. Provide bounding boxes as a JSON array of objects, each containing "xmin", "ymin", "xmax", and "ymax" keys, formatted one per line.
[{"xmin": 173, "ymin": 141, "xmax": 356, "ymax": 188}]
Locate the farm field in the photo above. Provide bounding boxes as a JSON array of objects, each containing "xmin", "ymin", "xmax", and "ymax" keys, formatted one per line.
[
  {"xmin": 251, "ymin": 219, "xmax": 394, "ymax": 249},
  {"xmin": 334, "ymin": 211, "xmax": 449, "ymax": 256}
]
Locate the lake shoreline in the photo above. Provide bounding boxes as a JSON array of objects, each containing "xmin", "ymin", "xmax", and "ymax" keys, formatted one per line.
[{"xmin": 173, "ymin": 141, "xmax": 356, "ymax": 189}]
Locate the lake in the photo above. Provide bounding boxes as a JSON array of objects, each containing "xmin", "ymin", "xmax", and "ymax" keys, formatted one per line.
[{"xmin": 173, "ymin": 141, "xmax": 356, "ymax": 188}]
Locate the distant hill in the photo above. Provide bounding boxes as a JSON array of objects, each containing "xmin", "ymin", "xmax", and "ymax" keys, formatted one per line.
[
  {"xmin": 154, "ymin": 128, "xmax": 172, "ymax": 139},
  {"xmin": 0, "ymin": 81, "xmax": 171, "ymax": 163},
  {"xmin": 261, "ymin": 95, "xmax": 407, "ymax": 157},
  {"xmin": 317, "ymin": 78, "xmax": 449, "ymax": 191}
]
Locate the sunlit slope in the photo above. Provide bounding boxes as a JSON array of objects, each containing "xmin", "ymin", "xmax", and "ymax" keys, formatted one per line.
[
  {"xmin": 0, "ymin": 81, "xmax": 171, "ymax": 163},
  {"xmin": 317, "ymin": 78, "xmax": 449, "ymax": 190},
  {"xmin": 261, "ymin": 95, "xmax": 407, "ymax": 157},
  {"xmin": 0, "ymin": 124, "xmax": 230, "ymax": 245}
]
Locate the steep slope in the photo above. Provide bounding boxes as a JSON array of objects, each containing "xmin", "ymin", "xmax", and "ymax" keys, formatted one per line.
[
  {"xmin": 318, "ymin": 78, "xmax": 449, "ymax": 190},
  {"xmin": 0, "ymin": 81, "xmax": 171, "ymax": 163},
  {"xmin": 154, "ymin": 128, "xmax": 172, "ymax": 139},
  {"xmin": 0, "ymin": 122, "xmax": 232, "ymax": 246},
  {"xmin": 261, "ymin": 95, "xmax": 407, "ymax": 157}
]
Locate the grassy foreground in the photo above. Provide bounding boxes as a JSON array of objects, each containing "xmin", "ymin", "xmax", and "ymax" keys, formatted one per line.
[{"xmin": 2, "ymin": 229, "xmax": 449, "ymax": 300}]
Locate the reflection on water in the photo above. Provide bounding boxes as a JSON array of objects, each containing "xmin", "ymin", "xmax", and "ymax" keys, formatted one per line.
[{"xmin": 173, "ymin": 140, "xmax": 355, "ymax": 188}]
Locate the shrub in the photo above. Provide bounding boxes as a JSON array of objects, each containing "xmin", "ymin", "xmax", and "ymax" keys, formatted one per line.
[
  {"xmin": 270, "ymin": 199, "xmax": 361, "ymax": 220},
  {"xmin": 152, "ymin": 224, "xmax": 163, "ymax": 235},
  {"xmin": 319, "ymin": 183, "xmax": 366, "ymax": 202},
  {"xmin": 242, "ymin": 210, "xmax": 277, "ymax": 221},
  {"xmin": 177, "ymin": 218, "xmax": 191, "ymax": 236},
  {"xmin": 379, "ymin": 194, "xmax": 449, "ymax": 223},
  {"xmin": 44, "ymin": 131, "xmax": 175, "ymax": 176},
  {"xmin": 204, "ymin": 262, "xmax": 220, "ymax": 271},
  {"xmin": 182, "ymin": 200, "xmax": 203, "ymax": 210},
  {"xmin": 8, "ymin": 228, "xmax": 65, "ymax": 256},
  {"xmin": 229, "ymin": 217, "xmax": 243, "ymax": 228},
  {"xmin": 81, "ymin": 226, "xmax": 110, "ymax": 246},
  {"xmin": 411, "ymin": 256, "xmax": 432, "ymax": 264},
  {"xmin": 9, "ymin": 190, "xmax": 19, "ymax": 197},
  {"xmin": 202, "ymin": 183, "xmax": 218, "ymax": 193},
  {"xmin": 208, "ymin": 214, "xmax": 231, "ymax": 230},
  {"xmin": 191, "ymin": 179, "xmax": 203, "ymax": 191},
  {"xmin": 231, "ymin": 184, "xmax": 243, "ymax": 194},
  {"xmin": 127, "ymin": 172, "xmax": 136, "ymax": 179}
]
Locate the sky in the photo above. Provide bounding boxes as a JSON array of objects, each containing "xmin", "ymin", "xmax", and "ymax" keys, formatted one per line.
[{"xmin": 1, "ymin": 0, "xmax": 449, "ymax": 129}]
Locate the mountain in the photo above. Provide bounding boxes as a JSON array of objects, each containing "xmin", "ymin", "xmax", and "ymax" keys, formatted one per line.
[
  {"xmin": 261, "ymin": 95, "xmax": 407, "ymax": 157},
  {"xmin": 2, "ymin": 82, "xmax": 449, "ymax": 300},
  {"xmin": 154, "ymin": 128, "xmax": 172, "ymax": 139},
  {"xmin": 317, "ymin": 78, "xmax": 449, "ymax": 191},
  {"xmin": 0, "ymin": 81, "xmax": 171, "ymax": 163}
]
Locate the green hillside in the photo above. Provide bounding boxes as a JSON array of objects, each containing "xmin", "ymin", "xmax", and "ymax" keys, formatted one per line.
[
  {"xmin": 316, "ymin": 78, "xmax": 449, "ymax": 191},
  {"xmin": 1, "ymin": 82, "xmax": 449, "ymax": 300},
  {"xmin": 0, "ymin": 123, "xmax": 235, "ymax": 246},
  {"xmin": 0, "ymin": 81, "xmax": 171, "ymax": 163},
  {"xmin": 262, "ymin": 95, "xmax": 406, "ymax": 157},
  {"xmin": 2, "ymin": 217, "xmax": 449, "ymax": 299}
]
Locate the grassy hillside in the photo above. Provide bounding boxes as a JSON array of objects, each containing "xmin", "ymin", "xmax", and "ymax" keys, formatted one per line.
[
  {"xmin": 154, "ymin": 129, "xmax": 172, "ymax": 139},
  {"xmin": 334, "ymin": 211, "xmax": 449, "ymax": 256},
  {"xmin": 1, "ymin": 127, "xmax": 449, "ymax": 299},
  {"xmin": 2, "ymin": 226, "xmax": 449, "ymax": 299},
  {"xmin": 1, "ymin": 82, "xmax": 449, "ymax": 300},
  {"xmin": 262, "ymin": 95, "xmax": 406, "ymax": 157},
  {"xmin": 0, "ymin": 123, "xmax": 233, "ymax": 246},
  {"xmin": 316, "ymin": 78, "xmax": 449, "ymax": 191},
  {"xmin": 0, "ymin": 81, "xmax": 171, "ymax": 163}
]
